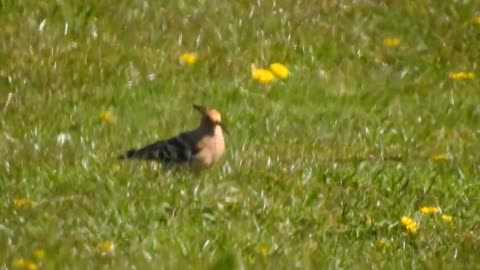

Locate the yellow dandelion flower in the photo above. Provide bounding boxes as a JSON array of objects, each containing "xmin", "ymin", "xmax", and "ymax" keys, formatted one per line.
[
  {"xmin": 401, "ymin": 216, "xmax": 413, "ymax": 225},
  {"xmin": 255, "ymin": 244, "xmax": 269, "ymax": 255},
  {"xmin": 431, "ymin": 153, "xmax": 451, "ymax": 162},
  {"xmin": 406, "ymin": 223, "xmax": 418, "ymax": 234},
  {"xmin": 383, "ymin": 38, "xmax": 401, "ymax": 48},
  {"xmin": 33, "ymin": 249, "xmax": 45, "ymax": 259},
  {"xmin": 269, "ymin": 63, "xmax": 289, "ymax": 79},
  {"xmin": 14, "ymin": 258, "xmax": 37, "ymax": 270},
  {"xmin": 99, "ymin": 111, "xmax": 117, "ymax": 124},
  {"xmin": 472, "ymin": 17, "xmax": 480, "ymax": 25},
  {"xmin": 251, "ymin": 64, "xmax": 275, "ymax": 84},
  {"xmin": 420, "ymin": 206, "xmax": 439, "ymax": 215},
  {"xmin": 442, "ymin": 214, "xmax": 453, "ymax": 223},
  {"xmin": 179, "ymin": 52, "xmax": 198, "ymax": 65},
  {"xmin": 98, "ymin": 240, "xmax": 115, "ymax": 255},
  {"xmin": 449, "ymin": 72, "xmax": 475, "ymax": 80},
  {"xmin": 13, "ymin": 198, "xmax": 31, "ymax": 208},
  {"xmin": 401, "ymin": 216, "xmax": 418, "ymax": 234}
]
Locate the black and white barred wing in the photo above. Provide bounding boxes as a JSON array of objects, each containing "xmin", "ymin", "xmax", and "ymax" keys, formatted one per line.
[{"xmin": 118, "ymin": 133, "xmax": 198, "ymax": 163}]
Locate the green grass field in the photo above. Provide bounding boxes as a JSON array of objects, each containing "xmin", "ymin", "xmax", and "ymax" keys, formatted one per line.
[{"xmin": 1, "ymin": 1, "xmax": 480, "ymax": 269}]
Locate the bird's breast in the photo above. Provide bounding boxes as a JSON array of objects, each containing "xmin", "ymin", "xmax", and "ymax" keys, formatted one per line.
[
  {"xmin": 212, "ymin": 125, "xmax": 225, "ymax": 160},
  {"xmin": 192, "ymin": 126, "xmax": 225, "ymax": 168}
]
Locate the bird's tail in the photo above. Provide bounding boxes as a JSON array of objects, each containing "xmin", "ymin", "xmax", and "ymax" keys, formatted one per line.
[{"xmin": 117, "ymin": 149, "xmax": 137, "ymax": 160}]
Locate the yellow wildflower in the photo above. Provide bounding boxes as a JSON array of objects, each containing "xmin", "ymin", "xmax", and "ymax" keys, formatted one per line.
[
  {"xmin": 420, "ymin": 206, "xmax": 439, "ymax": 215},
  {"xmin": 449, "ymin": 72, "xmax": 475, "ymax": 80},
  {"xmin": 33, "ymin": 249, "xmax": 45, "ymax": 259},
  {"xmin": 472, "ymin": 17, "xmax": 480, "ymax": 25},
  {"xmin": 431, "ymin": 153, "xmax": 451, "ymax": 162},
  {"xmin": 99, "ymin": 111, "xmax": 117, "ymax": 124},
  {"xmin": 14, "ymin": 258, "xmax": 37, "ymax": 270},
  {"xmin": 98, "ymin": 240, "xmax": 115, "ymax": 255},
  {"xmin": 442, "ymin": 214, "xmax": 453, "ymax": 223},
  {"xmin": 255, "ymin": 244, "xmax": 269, "ymax": 255},
  {"xmin": 400, "ymin": 216, "xmax": 418, "ymax": 234},
  {"xmin": 179, "ymin": 52, "xmax": 197, "ymax": 65},
  {"xmin": 251, "ymin": 64, "xmax": 275, "ymax": 84},
  {"xmin": 269, "ymin": 63, "xmax": 289, "ymax": 79},
  {"xmin": 383, "ymin": 38, "xmax": 401, "ymax": 48},
  {"xmin": 13, "ymin": 198, "xmax": 31, "ymax": 208}
]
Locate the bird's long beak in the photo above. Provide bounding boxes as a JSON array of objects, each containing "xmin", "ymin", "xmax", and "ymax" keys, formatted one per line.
[{"xmin": 193, "ymin": 104, "xmax": 206, "ymax": 113}]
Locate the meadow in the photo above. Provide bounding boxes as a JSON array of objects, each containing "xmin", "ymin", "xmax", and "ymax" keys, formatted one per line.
[{"xmin": 1, "ymin": 0, "xmax": 480, "ymax": 269}]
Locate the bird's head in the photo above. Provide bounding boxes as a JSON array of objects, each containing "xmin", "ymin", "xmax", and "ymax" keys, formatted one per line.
[{"xmin": 193, "ymin": 104, "xmax": 228, "ymax": 133}]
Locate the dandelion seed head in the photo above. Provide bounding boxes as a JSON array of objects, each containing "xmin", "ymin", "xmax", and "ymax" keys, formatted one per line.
[{"xmin": 56, "ymin": 132, "xmax": 71, "ymax": 146}]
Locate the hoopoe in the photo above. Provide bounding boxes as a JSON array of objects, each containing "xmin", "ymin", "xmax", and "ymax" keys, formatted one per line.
[{"xmin": 118, "ymin": 105, "xmax": 226, "ymax": 169}]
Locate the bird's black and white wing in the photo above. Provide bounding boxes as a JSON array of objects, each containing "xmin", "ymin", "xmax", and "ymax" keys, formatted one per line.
[{"xmin": 118, "ymin": 132, "xmax": 199, "ymax": 163}]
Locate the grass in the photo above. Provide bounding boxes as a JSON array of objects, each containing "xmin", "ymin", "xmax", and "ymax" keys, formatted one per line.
[{"xmin": 1, "ymin": 0, "xmax": 480, "ymax": 269}]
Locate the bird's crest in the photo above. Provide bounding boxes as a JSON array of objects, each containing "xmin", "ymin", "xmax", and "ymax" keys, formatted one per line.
[{"xmin": 193, "ymin": 104, "xmax": 222, "ymax": 124}]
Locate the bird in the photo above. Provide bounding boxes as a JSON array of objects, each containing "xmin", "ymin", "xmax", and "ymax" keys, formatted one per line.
[{"xmin": 118, "ymin": 104, "xmax": 227, "ymax": 169}]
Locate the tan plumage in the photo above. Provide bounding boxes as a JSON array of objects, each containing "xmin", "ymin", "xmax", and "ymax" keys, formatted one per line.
[{"xmin": 118, "ymin": 105, "xmax": 226, "ymax": 169}]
